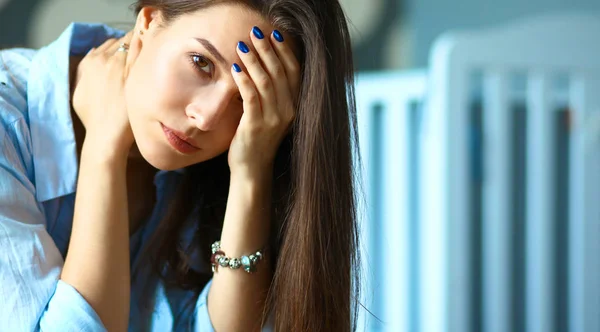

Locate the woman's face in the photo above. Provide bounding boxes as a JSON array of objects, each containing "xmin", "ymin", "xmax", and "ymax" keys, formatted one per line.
[{"xmin": 124, "ymin": 4, "xmax": 275, "ymax": 170}]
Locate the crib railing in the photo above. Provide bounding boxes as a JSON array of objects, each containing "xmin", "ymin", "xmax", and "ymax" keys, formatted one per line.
[
  {"xmin": 356, "ymin": 12, "xmax": 600, "ymax": 332},
  {"xmin": 355, "ymin": 70, "xmax": 426, "ymax": 332}
]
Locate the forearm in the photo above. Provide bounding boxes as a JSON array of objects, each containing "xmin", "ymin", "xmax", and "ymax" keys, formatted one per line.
[
  {"xmin": 61, "ymin": 142, "xmax": 130, "ymax": 332},
  {"xmin": 208, "ymin": 168, "xmax": 274, "ymax": 332}
]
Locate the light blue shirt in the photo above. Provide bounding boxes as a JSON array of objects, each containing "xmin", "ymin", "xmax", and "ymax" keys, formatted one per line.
[{"xmin": 0, "ymin": 23, "xmax": 219, "ymax": 331}]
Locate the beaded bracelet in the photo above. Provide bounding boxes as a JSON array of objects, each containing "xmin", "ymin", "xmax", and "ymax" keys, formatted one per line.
[{"xmin": 210, "ymin": 241, "xmax": 265, "ymax": 273}]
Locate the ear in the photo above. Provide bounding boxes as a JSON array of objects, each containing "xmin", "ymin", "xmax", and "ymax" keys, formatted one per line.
[
  {"xmin": 125, "ymin": 7, "xmax": 163, "ymax": 76},
  {"xmin": 135, "ymin": 6, "xmax": 164, "ymax": 36}
]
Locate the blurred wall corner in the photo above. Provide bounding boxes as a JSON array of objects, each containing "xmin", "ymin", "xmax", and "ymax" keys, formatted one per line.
[
  {"xmin": 413, "ymin": 0, "xmax": 600, "ymax": 68},
  {"xmin": 28, "ymin": 0, "xmax": 134, "ymax": 49},
  {"xmin": 0, "ymin": 0, "xmax": 135, "ymax": 50},
  {"xmin": 0, "ymin": 0, "xmax": 43, "ymax": 48},
  {"xmin": 3, "ymin": 0, "xmax": 411, "ymax": 70},
  {"xmin": 341, "ymin": 0, "xmax": 410, "ymax": 71}
]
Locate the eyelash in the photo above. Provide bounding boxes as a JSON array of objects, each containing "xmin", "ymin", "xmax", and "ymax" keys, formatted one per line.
[
  {"xmin": 188, "ymin": 53, "xmax": 213, "ymax": 76},
  {"xmin": 188, "ymin": 53, "xmax": 244, "ymax": 103}
]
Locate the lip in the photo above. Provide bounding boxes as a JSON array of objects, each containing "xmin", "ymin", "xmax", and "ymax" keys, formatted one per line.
[{"xmin": 161, "ymin": 123, "xmax": 200, "ymax": 154}]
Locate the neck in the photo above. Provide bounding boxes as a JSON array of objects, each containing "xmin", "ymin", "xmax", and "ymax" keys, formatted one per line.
[
  {"xmin": 68, "ymin": 56, "xmax": 158, "ymax": 236},
  {"xmin": 68, "ymin": 55, "xmax": 153, "ymax": 170}
]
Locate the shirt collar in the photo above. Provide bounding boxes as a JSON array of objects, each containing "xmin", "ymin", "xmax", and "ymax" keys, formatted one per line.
[{"xmin": 28, "ymin": 23, "xmax": 126, "ymax": 202}]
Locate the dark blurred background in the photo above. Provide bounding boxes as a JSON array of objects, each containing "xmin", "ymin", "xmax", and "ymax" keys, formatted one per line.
[
  {"xmin": 2, "ymin": 0, "xmax": 599, "ymax": 70},
  {"xmin": 3, "ymin": 2, "xmax": 599, "ymax": 332}
]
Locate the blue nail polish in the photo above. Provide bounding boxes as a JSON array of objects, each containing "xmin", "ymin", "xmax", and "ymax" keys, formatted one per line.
[
  {"xmin": 273, "ymin": 30, "xmax": 284, "ymax": 42},
  {"xmin": 252, "ymin": 26, "xmax": 264, "ymax": 39},
  {"xmin": 238, "ymin": 41, "xmax": 250, "ymax": 53},
  {"xmin": 232, "ymin": 63, "xmax": 242, "ymax": 73}
]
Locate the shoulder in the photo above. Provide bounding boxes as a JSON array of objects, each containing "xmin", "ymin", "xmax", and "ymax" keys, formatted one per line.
[
  {"xmin": 0, "ymin": 48, "xmax": 38, "ymax": 187},
  {"xmin": 0, "ymin": 48, "xmax": 37, "ymax": 125}
]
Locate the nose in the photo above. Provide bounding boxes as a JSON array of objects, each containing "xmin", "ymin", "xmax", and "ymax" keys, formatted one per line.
[{"xmin": 185, "ymin": 91, "xmax": 232, "ymax": 131}]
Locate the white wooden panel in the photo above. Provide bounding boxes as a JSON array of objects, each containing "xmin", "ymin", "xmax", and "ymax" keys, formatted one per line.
[
  {"xmin": 482, "ymin": 70, "xmax": 512, "ymax": 332},
  {"xmin": 381, "ymin": 97, "xmax": 410, "ymax": 332},
  {"xmin": 446, "ymin": 71, "xmax": 472, "ymax": 332},
  {"xmin": 569, "ymin": 74, "xmax": 600, "ymax": 332},
  {"xmin": 426, "ymin": 51, "xmax": 473, "ymax": 332},
  {"xmin": 354, "ymin": 71, "xmax": 427, "ymax": 332},
  {"xmin": 420, "ymin": 53, "xmax": 452, "ymax": 332},
  {"xmin": 525, "ymin": 72, "xmax": 555, "ymax": 332},
  {"xmin": 355, "ymin": 81, "xmax": 379, "ymax": 332},
  {"xmin": 428, "ymin": 13, "xmax": 600, "ymax": 332}
]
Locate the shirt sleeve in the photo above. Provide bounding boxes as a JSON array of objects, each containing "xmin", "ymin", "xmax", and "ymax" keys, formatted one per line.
[
  {"xmin": 39, "ymin": 281, "xmax": 107, "ymax": 331},
  {"xmin": 193, "ymin": 278, "xmax": 275, "ymax": 332},
  {"xmin": 193, "ymin": 279, "xmax": 215, "ymax": 332},
  {"xmin": 0, "ymin": 115, "xmax": 105, "ymax": 331}
]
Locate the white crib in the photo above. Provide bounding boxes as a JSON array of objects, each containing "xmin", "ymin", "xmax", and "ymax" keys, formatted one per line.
[{"xmin": 356, "ymin": 12, "xmax": 600, "ymax": 332}]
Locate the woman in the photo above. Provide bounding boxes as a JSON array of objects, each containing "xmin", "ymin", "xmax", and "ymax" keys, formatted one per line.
[{"xmin": 0, "ymin": 0, "xmax": 360, "ymax": 331}]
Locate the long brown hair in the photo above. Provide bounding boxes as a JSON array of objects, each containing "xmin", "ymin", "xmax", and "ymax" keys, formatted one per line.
[{"xmin": 133, "ymin": 0, "xmax": 361, "ymax": 330}]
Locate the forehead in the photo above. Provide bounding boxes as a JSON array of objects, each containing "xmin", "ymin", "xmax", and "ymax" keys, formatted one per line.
[{"xmin": 167, "ymin": 4, "xmax": 274, "ymax": 54}]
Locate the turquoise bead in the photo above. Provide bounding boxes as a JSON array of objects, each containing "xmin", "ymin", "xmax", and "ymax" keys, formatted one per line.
[{"xmin": 241, "ymin": 255, "xmax": 255, "ymax": 273}]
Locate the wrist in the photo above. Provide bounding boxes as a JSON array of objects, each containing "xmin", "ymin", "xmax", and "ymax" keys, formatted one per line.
[
  {"xmin": 222, "ymin": 167, "xmax": 273, "ymax": 258},
  {"xmin": 230, "ymin": 164, "xmax": 274, "ymax": 184},
  {"xmin": 81, "ymin": 138, "xmax": 129, "ymax": 168}
]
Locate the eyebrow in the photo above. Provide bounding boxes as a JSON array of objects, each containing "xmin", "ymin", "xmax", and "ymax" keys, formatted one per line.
[{"xmin": 194, "ymin": 38, "xmax": 228, "ymax": 67}]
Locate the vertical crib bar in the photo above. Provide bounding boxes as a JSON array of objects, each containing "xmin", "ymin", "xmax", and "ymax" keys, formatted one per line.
[
  {"xmin": 482, "ymin": 70, "xmax": 512, "ymax": 332},
  {"xmin": 569, "ymin": 74, "xmax": 600, "ymax": 332},
  {"xmin": 424, "ymin": 65, "xmax": 473, "ymax": 332},
  {"xmin": 382, "ymin": 97, "xmax": 410, "ymax": 332},
  {"xmin": 354, "ymin": 87, "xmax": 378, "ymax": 332},
  {"xmin": 449, "ymin": 71, "xmax": 472, "ymax": 332},
  {"xmin": 421, "ymin": 53, "xmax": 451, "ymax": 332},
  {"xmin": 354, "ymin": 72, "xmax": 427, "ymax": 331},
  {"xmin": 526, "ymin": 72, "xmax": 555, "ymax": 332}
]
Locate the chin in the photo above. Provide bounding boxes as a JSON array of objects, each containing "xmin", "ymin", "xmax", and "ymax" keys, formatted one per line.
[
  {"xmin": 143, "ymin": 150, "xmax": 182, "ymax": 170},
  {"xmin": 135, "ymin": 138, "xmax": 185, "ymax": 170},
  {"xmin": 130, "ymin": 121, "xmax": 186, "ymax": 170}
]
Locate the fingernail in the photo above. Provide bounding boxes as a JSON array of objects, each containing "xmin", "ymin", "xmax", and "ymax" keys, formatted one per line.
[
  {"xmin": 238, "ymin": 41, "xmax": 250, "ymax": 53},
  {"xmin": 273, "ymin": 30, "xmax": 284, "ymax": 42},
  {"xmin": 232, "ymin": 63, "xmax": 242, "ymax": 73},
  {"xmin": 252, "ymin": 26, "xmax": 264, "ymax": 39}
]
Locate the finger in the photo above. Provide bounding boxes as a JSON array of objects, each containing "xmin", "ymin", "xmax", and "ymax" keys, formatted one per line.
[
  {"xmin": 231, "ymin": 63, "xmax": 262, "ymax": 121},
  {"xmin": 113, "ymin": 42, "xmax": 129, "ymax": 57},
  {"xmin": 269, "ymin": 30, "xmax": 301, "ymax": 101},
  {"xmin": 249, "ymin": 26, "xmax": 294, "ymax": 120},
  {"xmin": 86, "ymin": 36, "xmax": 117, "ymax": 57},
  {"xmin": 117, "ymin": 31, "xmax": 134, "ymax": 49},
  {"xmin": 105, "ymin": 31, "xmax": 133, "ymax": 57},
  {"xmin": 110, "ymin": 44, "xmax": 129, "ymax": 81},
  {"xmin": 122, "ymin": 30, "xmax": 134, "ymax": 43},
  {"xmin": 120, "ymin": 31, "xmax": 135, "ymax": 76},
  {"xmin": 236, "ymin": 40, "xmax": 275, "ymax": 120},
  {"xmin": 96, "ymin": 38, "xmax": 119, "ymax": 54},
  {"xmin": 108, "ymin": 36, "xmax": 130, "ymax": 79}
]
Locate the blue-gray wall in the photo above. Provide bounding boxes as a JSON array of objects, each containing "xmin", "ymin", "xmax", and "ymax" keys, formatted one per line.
[
  {"xmin": 407, "ymin": 0, "xmax": 600, "ymax": 68},
  {"xmin": 1, "ymin": 0, "xmax": 599, "ymax": 69}
]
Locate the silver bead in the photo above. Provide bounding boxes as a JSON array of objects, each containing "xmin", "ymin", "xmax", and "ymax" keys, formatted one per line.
[
  {"xmin": 218, "ymin": 256, "xmax": 230, "ymax": 267},
  {"xmin": 255, "ymin": 251, "xmax": 263, "ymax": 261},
  {"xmin": 211, "ymin": 241, "xmax": 221, "ymax": 254},
  {"xmin": 229, "ymin": 258, "xmax": 241, "ymax": 269},
  {"xmin": 249, "ymin": 254, "xmax": 258, "ymax": 264}
]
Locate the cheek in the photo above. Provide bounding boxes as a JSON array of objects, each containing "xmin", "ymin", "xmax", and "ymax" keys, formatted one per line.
[
  {"xmin": 199, "ymin": 109, "xmax": 241, "ymax": 158},
  {"xmin": 125, "ymin": 48, "xmax": 190, "ymax": 116},
  {"xmin": 152, "ymin": 57, "xmax": 190, "ymax": 107},
  {"xmin": 219, "ymin": 109, "xmax": 243, "ymax": 143}
]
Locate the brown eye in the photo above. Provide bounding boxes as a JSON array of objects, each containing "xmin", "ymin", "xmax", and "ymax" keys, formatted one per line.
[{"xmin": 190, "ymin": 54, "xmax": 212, "ymax": 75}]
